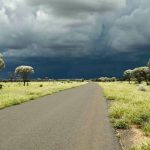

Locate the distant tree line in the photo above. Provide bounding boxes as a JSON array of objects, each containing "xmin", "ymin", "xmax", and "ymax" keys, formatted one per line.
[
  {"xmin": 123, "ymin": 59, "xmax": 150, "ymax": 85},
  {"xmin": 93, "ymin": 77, "xmax": 117, "ymax": 82}
]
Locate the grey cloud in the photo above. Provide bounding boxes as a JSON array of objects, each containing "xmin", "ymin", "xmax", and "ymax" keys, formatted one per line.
[
  {"xmin": 0, "ymin": 0, "xmax": 150, "ymax": 58},
  {"xmin": 108, "ymin": 0, "xmax": 150, "ymax": 51},
  {"xmin": 27, "ymin": 0, "xmax": 126, "ymax": 17},
  {"xmin": 0, "ymin": 0, "xmax": 107, "ymax": 57}
]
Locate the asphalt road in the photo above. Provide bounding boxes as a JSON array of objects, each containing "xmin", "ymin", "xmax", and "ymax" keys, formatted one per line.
[{"xmin": 0, "ymin": 83, "xmax": 121, "ymax": 150}]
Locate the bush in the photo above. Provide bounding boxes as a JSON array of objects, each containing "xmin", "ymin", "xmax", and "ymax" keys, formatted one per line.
[
  {"xmin": 0, "ymin": 84, "xmax": 3, "ymax": 89},
  {"xmin": 99, "ymin": 77, "xmax": 117, "ymax": 82},
  {"xmin": 110, "ymin": 105, "xmax": 128, "ymax": 119},
  {"xmin": 113, "ymin": 119, "xmax": 130, "ymax": 129},
  {"xmin": 138, "ymin": 84, "xmax": 148, "ymax": 92},
  {"xmin": 39, "ymin": 84, "xmax": 43, "ymax": 87},
  {"xmin": 132, "ymin": 112, "xmax": 149, "ymax": 126},
  {"xmin": 143, "ymin": 123, "xmax": 150, "ymax": 136}
]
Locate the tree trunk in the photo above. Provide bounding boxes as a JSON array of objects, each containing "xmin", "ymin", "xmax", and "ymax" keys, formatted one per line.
[
  {"xmin": 129, "ymin": 79, "xmax": 131, "ymax": 84},
  {"xmin": 146, "ymin": 79, "xmax": 149, "ymax": 85}
]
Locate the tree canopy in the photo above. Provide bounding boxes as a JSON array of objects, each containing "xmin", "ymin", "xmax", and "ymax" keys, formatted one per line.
[
  {"xmin": 15, "ymin": 66, "xmax": 34, "ymax": 86},
  {"xmin": 0, "ymin": 54, "xmax": 5, "ymax": 70}
]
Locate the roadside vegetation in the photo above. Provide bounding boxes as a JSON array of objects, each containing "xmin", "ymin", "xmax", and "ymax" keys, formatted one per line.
[
  {"xmin": 99, "ymin": 59, "xmax": 150, "ymax": 149},
  {"xmin": 130, "ymin": 143, "xmax": 150, "ymax": 150},
  {"xmin": 0, "ymin": 81, "xmax": 85, "ymax": 109},
  {"xmin": 100, "ymin": 82, "xmax": 150, "ymax": 149},
  {"xmin": 100, "ymin": 82, "xmax": 150, "ymax": 132}
]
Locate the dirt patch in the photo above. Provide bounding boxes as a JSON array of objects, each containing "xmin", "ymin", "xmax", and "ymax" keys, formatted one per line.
[{"xmin": 117, "ymin": 126, "xmax": 150, "ymax": 149}]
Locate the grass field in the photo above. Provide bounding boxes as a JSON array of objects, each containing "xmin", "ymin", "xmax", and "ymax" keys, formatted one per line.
[
  {"xmin": 100, "ymin": 82, "xmax": 150, "ymax": 149},
  {"xmin": 0, "ymin": 81, "xmax": 86, "ymax": 109}
]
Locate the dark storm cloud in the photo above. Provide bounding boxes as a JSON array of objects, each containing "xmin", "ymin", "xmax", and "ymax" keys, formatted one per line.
[
  {"xmin": 27, "ymin": 0, "xmax": 125, "ymax": 17},
  {"xmin": 109, "ymin": 2, "xmax": 150, "ymax": 51},
  {"xmin": 0, "ymin": 0, "xmax": 126, "ymax": 57},
  {"xmin": 0, "ymin": 0, "xmax": 150, "ymax": 57},
  {"xmin": 0, "ymin": 0, "xmax": 150, "ymax": 78}
]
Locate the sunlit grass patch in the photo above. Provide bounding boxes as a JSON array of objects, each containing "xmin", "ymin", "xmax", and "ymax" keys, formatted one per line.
[
  {"xmin": 143, "ymin": 124, "xmax": 150, "ymax": 136},
  {"xmin": 99, "ymin": 82, "xmax": 150, "ymax": 134},
  {"xmin": 100, "ymin": 82, "xmax": 150, "ymax": 149},
  {"xmin": 130, "ymin": 142, "xmax": 150, "ymax": 150},
  {"xmin": 0, "ymin": 81, "xmax": 86, "ymax": 109}
]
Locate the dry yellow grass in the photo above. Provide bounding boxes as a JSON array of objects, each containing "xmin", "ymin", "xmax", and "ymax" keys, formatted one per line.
[
  {"xmin": 99, "ymin": 82, "xmax": 150, "ymax": 149},
  {"xmin": 0, "ymin": 81, "xmax": 86, "ymax": 109}
]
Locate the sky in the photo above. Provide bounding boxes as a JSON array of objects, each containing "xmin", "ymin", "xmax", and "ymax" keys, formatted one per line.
[{"xmin": 0, "ymin": 0, "xmax": 150, "ymax": 79}]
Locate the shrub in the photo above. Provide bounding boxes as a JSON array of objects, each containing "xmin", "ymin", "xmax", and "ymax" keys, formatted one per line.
[
  {"xmin": 113, "ymin": 119, "xmax": 130, "ymax": 129},
  {"xmin": 0, "ymin": 84, "xmax": 3, "ymax": 89},
  {"xmin": 143, "ymin": 123, "xmax": 150, "ymax": 136},
  {"xmin": 39, "ymin": 84, "xmax": 43, "ymax": 87},
  {"xmin": 132, "ymin": 112, "xmax": 149, "ymax": 126},
  {"xmin": 99, "ymin": 77, "xmax": 117, "ymax": 82},
  {"xmin": 138, "ymin": 84, "xmax": 148, "ymax": 92},
  {"xmin": 110, "ymin": 105, "xmax": 127, "ymax": 119}
]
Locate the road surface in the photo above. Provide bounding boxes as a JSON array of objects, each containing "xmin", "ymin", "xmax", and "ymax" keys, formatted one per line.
[{"xmin": 0, "ymin": 83, "xmax": 121, "ymax": 150}]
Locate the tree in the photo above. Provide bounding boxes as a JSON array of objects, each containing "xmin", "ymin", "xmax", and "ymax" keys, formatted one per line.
[
  {"xmin": 15, "ymin": 66, "xmax": 34, "ymax": 86},
  {"xmin": 0, "ymin": 54, "xmax": 5, "ymax": 71},
  {"xmin": 148, "ymin": 59, "xmax": 150, "ymax": 69},
  {"xmin": 111, "ymin": 77, "xmax": 117, "ymax": 82},
  {"xmin": 123, "ymin": 69, "xmax": 133, "ymax": 83},
  {"xmin": 137, "ymin": 67, "xmax": 150, "ymax": 85},
  {"xmin": 132, "ymin": 67, "xmax": 150, "ymax": 85},
  {"xmin": 132, "ymin": 68, "xmax": 143, "ymax": 84}
]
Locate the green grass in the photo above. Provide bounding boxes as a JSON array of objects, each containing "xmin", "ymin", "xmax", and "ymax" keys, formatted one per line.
[
  {"xmin": 0, "ymin": 81, "xmax": 86, "ymax": 109},
  {"xmin": 130, "ymin": 142, "xmax": 150, "ymax": 150},
  {"xmin": 99, "ymin": 82, "xmax": 150, "ymax": 134}
]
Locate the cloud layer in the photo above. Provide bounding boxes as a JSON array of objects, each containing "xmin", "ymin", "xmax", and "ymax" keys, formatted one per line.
[
  {"xmin": 0, "ymin": 0, "xmax": 149, "ymax": 57},
  {"xmin": 109, "ymin": 0, "xmax": 150, "ymax": 51}
]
